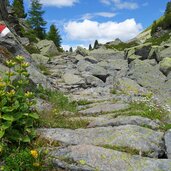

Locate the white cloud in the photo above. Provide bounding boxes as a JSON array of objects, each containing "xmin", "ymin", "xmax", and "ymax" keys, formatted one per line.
[
  {"xmin": 39, "ymin": 0, "xmax": 79, "ymax": 7},
  {"xmin": 100, "ymin": 0, "xmax": 138, "ymax": 10},
  {"xmin": 96, "ymin": 12, "xmax": 116, "ymax": 18},
  {"xmin": 64, "ymin": 19, "xmax": 143, "ymax": 43},
  {"xmin": 81, "ymin": 12, "xmax": 116, "ymax": 20},
  {"xmin": 62, "ymin": 44, "xmax": 87, "ymax": 51}
]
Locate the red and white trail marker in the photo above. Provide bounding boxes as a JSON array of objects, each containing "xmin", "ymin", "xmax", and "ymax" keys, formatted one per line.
[{"xmin": 0, "ymin": 24, "xmax": 10, "ymax": 37}]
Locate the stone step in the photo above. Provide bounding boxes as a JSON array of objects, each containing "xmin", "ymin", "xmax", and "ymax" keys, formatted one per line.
[
  {"xmin": 37, "ymin": 125, "xmax": 164, "ymax": 158},
  {"xmin": 79, "ymin": 103, "xmax": 129, "ymax": 115},
  {"xmin": 49, "ymin": 145, "xmax": 171, "ymax": 171}
]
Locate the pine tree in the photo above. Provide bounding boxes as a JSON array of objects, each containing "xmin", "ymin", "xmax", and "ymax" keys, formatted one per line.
[
  {"xmin": 47, "ymin": 24, "xmax": 62, "ymax": 48},
  {"xmin": 69, "ymin": 47, "xmax": 73, "ymax": 52},
  {"xmin": 165, "ymin": 1, "xmax": 171, "ymax": 15},
  {"xmin": 12, "ymin": 0, "xmax": 26, "ymax": 18},
  {"xmin": 151, "ymin": 20, "xmax": 157, "ymax": 35},
  {"xmin": 6, "ymin": 0, "xmax": 10, "ymax": 6},
  {"xmin": 27, "ymin": 0, "xmax": 46, "ymax": 39},
  {"xmin": 89, "ymin": 44, "xmax": 92, "ymax": 51},
  {"xmin": 93, "ymin": 40, "xmax": 99, "ymax": 49}
]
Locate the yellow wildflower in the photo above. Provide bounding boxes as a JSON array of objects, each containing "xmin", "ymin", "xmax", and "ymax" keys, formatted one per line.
[
  {"xmin": 25, "ymin": 91, "xmax": 33, "ymax": 98},
  {"xmin": 15, "ymin": 55, "xmax": 24, "ymax": 62},
  {"xmin": 7, "ymin": 90, "xmax": 15, "ymax": 97},
  {"xmin": 0, "ymin": 90, "xmax": 5, "ymax": 96},
  {"xmin": 33, "ymin": 162, "xmax": 40, "ymax": 167},
  {"xmin": 6, "ymin": 60, "xmax": 16, "ymax": 68},
  {"xmin": 0, "ymin": 82, "xmax": 6, "ymax": 88},
  {"xmin": 31, "ymin": 150, "xmax": 38, "ymax": 158},
  {"xmin": 5, "ymin": 71, "xmax": 15, "ymax": 77},
  {"xmin": 0, "ymin": 166, "xmax": 4, "ymax": 171},
  {"xmin": 21, "ymin": 62, "xmax": 29, "ymax": 68}
]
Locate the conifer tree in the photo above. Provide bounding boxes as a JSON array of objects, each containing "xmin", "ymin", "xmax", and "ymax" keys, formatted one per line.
[
  {"xmin": 47, "ymin": 24, "xmax": 62, "ymax": 48},
  {"xmin": 69, "ymin": 47, "xmax": 73, "ymax": 52},
  {"xmin": 93, "ymin": 40, "xmax": 99, "ymax": 49},
  {"xmin": 165, "ymin": 1, "xmax": 171, "ymax": 15},
  {"xmin": 27, "ymin": 0, "xmax": 46, "ymax": 39},
  {"xmin": 89, "ymin": 44, "xmax": 92, "ymax": 51},
  {"xmin": 12, "ymin": 0, "xmax": 26, "ymax": 18}
]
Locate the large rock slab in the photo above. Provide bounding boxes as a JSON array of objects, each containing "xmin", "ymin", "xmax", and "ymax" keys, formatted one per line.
[
  {"xmin": 62, "ymin": 73, "xmax": 84, "ymax": 85},
  {"xmin": 38, "ymin": 125, "xmax": 164, "ymax": 157},
  {"xmin": 160, "ymin": 46, "xmax": 171, "ymax": 61},
  {"xmin": 129, "ymin": 59, "xmax": 166, "ymax": 92},
  {"xmin": 88, "ymin": 116, "xmax": 161, "ymax": 129},
  {"xmin": 50, "ymin": 145, "xmax": 171, "ymax": 171},
  {"xmin": 164, "ymin": 129, "xmax": 171, "ymax": 159},
  {"xmin": 90, "ymin": 49, "xmax": 124, "ymax": 61},
  {"xmin": 31, "ymin": 53, "xmax": 49, "ymax": 65},
  {"xmin": 85, "ymin": 75, "xmax": 105, "ymax": 87},
  {"xmin": 115, "ymin": 77, "xmax": 148, "ymax": 95},
  {"xmin": 160, "ymin": 57, "xmax": 171, "ymax": 76},
  {"xmin": 37, "ymin": 40, "xmax": 59, "ymax": 57},
  {"xmin": 75, "ymin": 46, "xmax": 89, "ymax": 57},
  {"xmin": 79, "ymin": 103, "xmax": 129, "ymax": 115}
]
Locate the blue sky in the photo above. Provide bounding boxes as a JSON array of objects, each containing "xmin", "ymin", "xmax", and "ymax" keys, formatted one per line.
[{"xmin": 23, "ymin": 0, "xmax": 169, "ymax": 49}]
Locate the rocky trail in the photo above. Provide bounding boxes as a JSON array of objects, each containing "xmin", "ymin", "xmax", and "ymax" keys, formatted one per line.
[
  {"xmin": 0, "ymin": 1, "xmax": 171, "ymax": 170},
  {"xmin": 35, "ymin": 45, "xmax": 171, "ymax": 170}
]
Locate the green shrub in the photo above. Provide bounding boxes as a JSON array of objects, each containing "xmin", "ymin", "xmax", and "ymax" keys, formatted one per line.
[
  {"xmin": 37, "ymin": 64, "xmax": 51, "ymax": 75},
  {"xmin": 0, "ymin": 56, "xmax": 39, "ymax": 145},
  {"xmin": 146, "ymin": 32, "xmax": 170, "ymax": 45},
  {"xmin": 24, "ymin": 44, "xmax": 40, "ymax": 54}
]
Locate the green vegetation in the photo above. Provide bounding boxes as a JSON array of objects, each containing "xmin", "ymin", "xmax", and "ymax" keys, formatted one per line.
[
  {"xmin": 27, "ymin": 0, "xmax": 47, "ymax": 39},
  {"xmin": 2, "ymin": 148, "xmax": 53, "ymax": 171},
  {"xmin": 0, "ymin": 56, "xmax": 38, "ymax": 145},
  {"xmin": 115, "ymin": 102, "xmax": 167, "ymax": 121},
  {"xmin": 145, "ymin": 32, "xmax": 170, "ymax": 45},
  {"xmin": 69, "ymin": 47, "xmax": 73, "ymax": 53},
  {"xmin": 47, "ymin": 24, "xmax": 62, "ymax": 49},
  {"xmin": 35, "ymin": 87, "xmax": 89, "ymax": 129},
  {"xmin": 38, "ymin": 110, "xmax": 89, "ymax": 129},
  {"xmin": 37, "ymin": 87, "xmax": 77, "ymax": 113},
  {"xmin": 105, "ymin": 41, "xmax": 138, "ymax": 51},
  {"xmin": 102, "ymin": 145, "xmax": 150, "ymax": 156},
  {"xmin": 110, "ymin": 88, "xmax": 117, "ymax": 94},
  {"xmin": 89, "ymin": 44, "xmax": 93, "ymax": 51},
  {"xmin": 0, "ymin": 56, "xmax": 54, "ymax": 170},
  {"xmin": 151, "ymin": 1, "xmax": 171, "ymax": 35},
  {"xmin": 12, "ymin": 0, "xmax": 27, "ymax": 18},
  {"xmin": 24, "ymin": 44, "xmax": 40, "ymax": 54},
  {"xmin": 93, "ymin": 40, "xmax": 99, "ymax": 49},
  {"xmin": 37, "ymin": 64, "xmax": 51, "ymax": 75},
  {"xmin": 160, "ymin": 123, "xmax": 171, "ymax": 131},
  {"xmin": 76, "ymin": 100, "xmax": 92, "ymax": 106}
]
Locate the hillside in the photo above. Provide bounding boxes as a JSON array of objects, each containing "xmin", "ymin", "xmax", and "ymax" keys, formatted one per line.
[{"xmin": 0, "ymin": 1, "xmax": 171, "ymax": 170}]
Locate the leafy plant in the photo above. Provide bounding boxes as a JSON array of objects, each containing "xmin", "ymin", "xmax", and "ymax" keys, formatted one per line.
[
  {"xmin": 0, "ymin": 56, "xmax": 39, "ymax": 145},
  {"xmin": 2, "ymin": 148, "xmax": 52, "ymax": 171}
]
